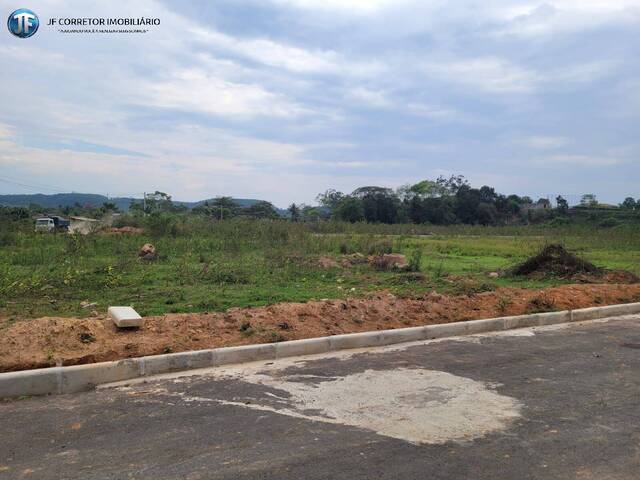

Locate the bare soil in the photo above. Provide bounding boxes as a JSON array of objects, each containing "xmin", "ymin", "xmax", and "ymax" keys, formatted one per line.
[{"xmin": 1, "ymin": 283, "xmax": 640, "ymax": 372}]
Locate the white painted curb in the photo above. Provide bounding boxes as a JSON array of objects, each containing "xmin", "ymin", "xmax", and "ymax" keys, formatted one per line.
[{"xmin": 1, "ymin": 302, "xmax": 639, "ymax": 398}]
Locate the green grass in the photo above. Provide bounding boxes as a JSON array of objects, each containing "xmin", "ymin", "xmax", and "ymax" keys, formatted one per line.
[{"xmin": 1, "ymin": 219, "xmax": 639, "ymax": 321}]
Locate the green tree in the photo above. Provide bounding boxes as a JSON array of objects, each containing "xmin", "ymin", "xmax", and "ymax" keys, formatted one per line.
[
  {"xmin": 621, "ymin": 197, "xmax": 636, "ymax": 210},
  {"xmin": 244, "ymin": 201, "xmax": 279, "ymax": 219},
  {"xmin": 316, "ymin": 189, "xmax": 345, "ymax": 212},
  {"xmin": 580, "ymin": 194, "xmax": 598, "ymax": 208},
  {"xmin": 335, "ymin": 196, "xmax": 364, "ymax": 222},
  {"xmin": 556, "ymin": 195, "xmax": 569, "ymax": 214},
  {"xmin": 288, "ymin": 203, "xmax": 300, "ymax": 221},
  {"xmin": 210, "ymin": 196, "xmax": 238, "ymax": 220}
]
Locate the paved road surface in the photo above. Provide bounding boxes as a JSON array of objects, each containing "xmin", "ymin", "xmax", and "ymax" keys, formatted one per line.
[{"xmin": 2, "ymin": 316, "xmax": 640, "ymax": 479}]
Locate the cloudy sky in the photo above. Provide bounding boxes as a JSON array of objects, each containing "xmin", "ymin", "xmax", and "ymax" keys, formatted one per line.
[{"xmin": 1, "ymin": 0, "xmax": 639, "ymax": 206}]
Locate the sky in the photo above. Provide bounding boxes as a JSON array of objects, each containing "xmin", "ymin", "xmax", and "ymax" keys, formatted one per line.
[{"xmin": 0, "ymin": 0, "xmax": 639, "ymax": 207}]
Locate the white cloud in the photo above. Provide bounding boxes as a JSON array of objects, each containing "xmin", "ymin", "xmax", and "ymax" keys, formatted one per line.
[
  {"xmin": 533, "ymin": 154, "xmax": 626, "ymax": 167},
  {"xmin": 347, "ymin": 87, "xmax": 391, "ymax": 107},
  {"xmin": 194, "ymin": 28, "xmax": 382, "ymax": 77},
  {"xmin": 495, "ymin": 0, "xmax": 640, "ymax": 37},
  {"xmin": 519, "ymin": 136, "xmax": 569, "ymax": 149},
  {"xmin": 423, "ymin": 57, "xmax": 541, "ymax": 93},
  {"xmin": 271, "ymin": 0, "xmax": 409, "ymax": 14},
  {"xmin": 406, "ymin": 103, "xmax": 463, "ymax": 121},
  {"xmin": 141, "ymin": 68, "xmax": 307, "ymax": 117}
]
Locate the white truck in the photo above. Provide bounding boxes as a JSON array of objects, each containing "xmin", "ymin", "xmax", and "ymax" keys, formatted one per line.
[{"xmin": 35, "ymin": 216, "xmax": 70, "ymax": 233}]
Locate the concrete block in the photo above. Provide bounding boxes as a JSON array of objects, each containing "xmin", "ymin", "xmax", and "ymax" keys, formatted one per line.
[
  {"xmin": 61, "ymin": 359, "xmax": 141, "ymax": 393},
  {"xmin": 423, "ymin": 323, "xmax": 468, "ymax": 340},
  {"xmin": 276, "ymin": 338, "xmax": 331, "ymax": 358},
  {"xmin": 501, "ymin": 314, "xmax": 540, "ymax": 330},
  {"xmin": 0, "ymin": 368, "xmax": 61, "ymax": 398},
  {"xmin": 571, "ymin": 306, "xmax": 605, "ymax": 322},
  {"xmin": 379, "ymin": 326, "xmax": 428, "ymax": 345},
  {"xmin": 214, "ymin": 344, "xmax": 276, "ymax": 366},
  {"xmin": 108, "ymin": 306, "xmax": 143, "ymax": 328},
  {"xmin": 461, "ymin": 318, "xmax": 507, "ymax": 335},
  {"xmin": 570, "ymin": 304, "xmax": 640, "ymax": 323},
  {"xmin": 536, "ymin": 311, "xmax": 571, "ymax": 326},
  {"xmin": 142, "ymin": 350, "xmax": 214, "ymax": 377},
  {"xmin": 329, "ymin": 331, "xmax": 385, "ymax": 350}
]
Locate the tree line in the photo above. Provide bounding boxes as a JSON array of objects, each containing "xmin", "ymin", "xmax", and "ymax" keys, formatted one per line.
[
  {"xmin": 304, "ymin": 176, "xmax": 639, "ymax": 226},
  {"xmin": 3, "ymin": 176, "xmax": 639, "ymax": 227}
]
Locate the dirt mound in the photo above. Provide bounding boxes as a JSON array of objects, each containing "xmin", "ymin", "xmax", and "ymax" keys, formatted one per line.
[
  {"xmin": 138, "ymin": 243, "xmax": 158, "ymax": 261},
  {"xmin": 318, "ymin": 256, "xmax": 340, "ymax": 269},
  {"xmin": 2, "ymin": 283, "xmax": 640, "ymax": 373},
  {"xmin": 105, "ymin": 226, "xmax": 144, "ymax": 235},
  {"xmin": 369, "ymin": 253, "xmax": 408, "ymax": 270},
  {"xmin": 512, "ymin": 244, "xmax": 600, "ymax": 278}
]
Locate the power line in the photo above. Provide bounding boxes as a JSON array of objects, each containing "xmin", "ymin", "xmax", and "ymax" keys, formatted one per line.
[
  {"xmin": 0, "ymin": 175, "xmax": 68, "ymax": 193},
  {"xmin": 0, "ymin": 175, "xmax": 146, "ymax": 199}
]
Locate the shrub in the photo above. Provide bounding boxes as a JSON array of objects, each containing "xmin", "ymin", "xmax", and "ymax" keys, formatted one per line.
[
  {"xmin": 408, "ymin": 249, "xmax": 423, "ymax": 272},
  {"xmin": 367, "ymin": 241, "xmax": 393, "ymax": 256},
  {"xmin": 547, "ymin": 217, "xmax": 571, "ymax": 228},
  {"xmin": 598, "ymin": 217, "xmax": 621, "ymax": 229}
]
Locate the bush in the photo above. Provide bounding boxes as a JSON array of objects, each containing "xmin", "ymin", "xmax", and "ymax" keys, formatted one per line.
[
  {"xmin": 367, "ymin": 241, "xmax": 393, "ymax": 255},
  {"xmin": 598, "ymin": 217, "xmax": 621, "ymax": 228},
  {"xmin": 144, "ymin": 213, "xmax": 179, "ymax": 237},
  {"xmin": 547, "ymin": 217, "xmax": 571, "ymax": 228},
  {"xmin": 408, "ymin": 249, "xmax": 423, "ymax": 272},
  {"xmin": 0, "ymin": 231, "xmax": 16, "ymax": 247}
]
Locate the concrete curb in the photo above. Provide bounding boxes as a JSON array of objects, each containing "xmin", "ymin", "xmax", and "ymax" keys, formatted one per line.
[{"xmin": 2, "ymin": 302, "xmax": 639, "ymax": 398}]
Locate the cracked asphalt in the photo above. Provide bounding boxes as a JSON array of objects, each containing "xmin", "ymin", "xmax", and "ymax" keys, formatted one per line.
[{"xmin": 2, "ymin": 316, "xmax": 640, "ymax": 479}]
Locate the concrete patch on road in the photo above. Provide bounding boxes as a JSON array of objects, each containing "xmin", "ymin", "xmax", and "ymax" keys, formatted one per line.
[{"xmin": 182, "ymin": 367, "xmax": 522, "ymax": 445}]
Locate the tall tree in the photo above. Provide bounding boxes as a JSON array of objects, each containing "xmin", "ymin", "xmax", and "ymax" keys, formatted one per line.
[
  {"xmin": 244, "ymin": 201, "xmax": 279, "ymax": 219},
  {"xmin": 580, "ymin": 194, "xmax": 598, "ymax": 208},
  {"xmin": 556, "ymin": 195, "xmax": 569, "ymax": 214},
  {"xmin": 288, "ymin": 203, "xmax": 300, "ymax": 221},
  {"xmin": 621, "ymin": 197, "xmax": 636, "ymax": 210}
]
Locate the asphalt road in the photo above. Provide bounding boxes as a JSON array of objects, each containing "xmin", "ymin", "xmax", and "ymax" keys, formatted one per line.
[{"xmin": 2, "ymin": 316, "xmax": 640, "ymax": 479}]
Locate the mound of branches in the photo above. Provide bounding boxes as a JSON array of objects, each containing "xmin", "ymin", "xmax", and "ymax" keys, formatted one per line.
[{"xmin": 511, "ymin": 244, "xmax": 600, "ymax": 278}]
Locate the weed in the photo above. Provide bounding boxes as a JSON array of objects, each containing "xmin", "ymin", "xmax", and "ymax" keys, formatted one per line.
[
  {"xmin": 79, "ymin": 332, "xmax": 96, "ymax": 344},
  {"xmin": 268, "ymin": 331, "xmax": 285, "ymax": 343},
  {"xmin": 408, "ymin": 249, "xmax": 423, "ymax": 272},
  {"xmin": 527, "ymin": 294, "xmax": 556, "ymax": 313},
  {"xmin": 496, "ymin": 296, "xmax": 511, "ymax": 314}
]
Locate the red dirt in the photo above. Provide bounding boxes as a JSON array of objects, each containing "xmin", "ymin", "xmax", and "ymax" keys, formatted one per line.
[{"xmin": 1, "ymin": 283, "xmax": 639, "ymax": 373}]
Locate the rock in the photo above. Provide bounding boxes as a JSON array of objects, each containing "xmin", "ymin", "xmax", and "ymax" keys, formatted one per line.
[
  {"xmin": 369, "ymin": 253, "xmax": 409, "ymax": 270},
  {"xmin": 138, "ymin": 243, "xmax": 158, "ymax": 261},
  {"xmin": 318, "ymin": 256, "xmax": 340, "ymax": 269},
  {"xmin": 488, "ymin": 272, "xmax": 500, "ymax": 278}
]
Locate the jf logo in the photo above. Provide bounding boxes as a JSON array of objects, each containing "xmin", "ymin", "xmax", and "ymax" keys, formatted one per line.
[{"xmin": 7, "ymin": 8, "xmax": 39, "ymax": 38}]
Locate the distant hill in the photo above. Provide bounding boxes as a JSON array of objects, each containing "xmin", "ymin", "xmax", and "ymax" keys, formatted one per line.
[{"xmin": 0, "ymin": 193, "xmax": 286, "ymax": 215}]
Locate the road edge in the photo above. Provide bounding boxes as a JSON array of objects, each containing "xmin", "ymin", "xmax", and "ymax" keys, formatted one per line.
[{"xmin": 2, "ymin": 302, "xmax": 639, "ymax": 398}]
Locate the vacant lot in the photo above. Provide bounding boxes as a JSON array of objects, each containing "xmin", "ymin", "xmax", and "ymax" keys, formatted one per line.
[{"xmin": 1, "ymin": 220, "xmax": 639, "ymax": 322}]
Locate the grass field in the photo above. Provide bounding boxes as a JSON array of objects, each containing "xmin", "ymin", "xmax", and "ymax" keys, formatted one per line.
[{"xmin": 1, "ymin": 219, "xmax": 639, "ymax": 321}]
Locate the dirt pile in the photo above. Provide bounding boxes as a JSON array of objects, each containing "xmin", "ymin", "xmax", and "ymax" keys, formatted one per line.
[
  {"xmin": 512, "ymin": 244, "xmax": 599, "ymax": 277},
  {"xmin": 511, "ymin": 244, "xmax": 639, "ymax": 283},
  {"xmin": 138, "ymin": 243, "xmax": 158, "ymax": 261},
  {"xmin": 104, "ymin": 226, "xmax": 144, "ymax": 235},
  {"xmin": 369, "ymin": 253, "xmax": 409, "ymax": 270},
  {"xmin": 2, "ymin": 283, "xmax": 640, "ymax": 372}
]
